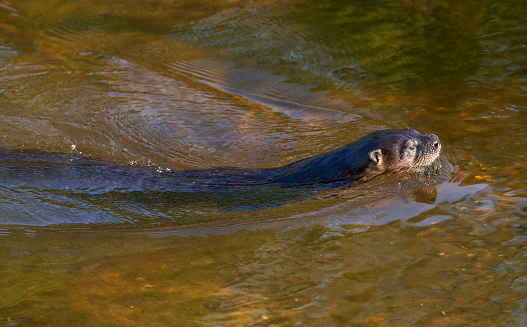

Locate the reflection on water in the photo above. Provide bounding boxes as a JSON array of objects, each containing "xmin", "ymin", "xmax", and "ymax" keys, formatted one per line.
[{"xmin": 0, "ymin": 0, "xmax": 526, "ymax": 325}]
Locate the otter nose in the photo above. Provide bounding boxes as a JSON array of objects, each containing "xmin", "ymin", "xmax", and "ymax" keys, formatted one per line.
[{"xmin": 429, "ymin": 134, "xmax": 441, "ymax": 152}]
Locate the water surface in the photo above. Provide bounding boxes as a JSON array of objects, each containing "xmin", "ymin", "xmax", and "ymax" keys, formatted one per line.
[{"xmin": 0, "ymin": 0, "xmax": 525, "ymax": 325}]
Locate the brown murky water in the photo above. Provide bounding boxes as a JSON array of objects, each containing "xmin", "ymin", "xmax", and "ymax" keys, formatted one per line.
[{"xmin": 0, "ymin": 0, "xmax": 526, "ymax": 326}]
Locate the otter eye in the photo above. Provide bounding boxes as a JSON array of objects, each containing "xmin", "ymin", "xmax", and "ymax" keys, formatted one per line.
[{"xmin": 401, "ymin": 141, "xmax": 417, "ymax": 159}]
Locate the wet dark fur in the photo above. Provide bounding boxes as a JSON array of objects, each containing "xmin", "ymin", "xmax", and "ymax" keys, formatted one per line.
[{"xmin": 0, "ymin": 128, "xmax": 440, "ymax": 191}]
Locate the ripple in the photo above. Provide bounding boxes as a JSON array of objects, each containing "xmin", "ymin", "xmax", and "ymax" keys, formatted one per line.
[{"xmin": 168, "ymin": 58, "xmax": 359, "ymax": 120}]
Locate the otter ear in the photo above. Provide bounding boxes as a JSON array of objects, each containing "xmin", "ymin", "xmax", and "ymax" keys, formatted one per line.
[{"xmin": 368, "ymin": 149, "xmax": 383, "ymax": 165}]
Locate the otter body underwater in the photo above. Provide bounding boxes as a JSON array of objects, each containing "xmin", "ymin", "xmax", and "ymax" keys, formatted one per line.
[{"xmin": 0, "ymin": 128, "xmax": 441, "ymax": 193}]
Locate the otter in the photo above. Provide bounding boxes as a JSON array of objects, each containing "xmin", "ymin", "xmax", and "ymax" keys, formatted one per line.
[{"xmin": 0, "ymin": 128, "xmax": 440, "ymax": 192}]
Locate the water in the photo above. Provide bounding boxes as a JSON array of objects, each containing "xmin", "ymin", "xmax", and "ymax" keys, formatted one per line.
[{"xmin": 0, "ymin": 0, "xmax": 526, "ymax": 325}]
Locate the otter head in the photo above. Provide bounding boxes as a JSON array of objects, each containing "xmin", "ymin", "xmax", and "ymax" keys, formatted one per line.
[
  {"xmin": 362, "ymin": 128, "xmax": 441, "ymax": 179},
  {"xmin": 269, "ymin": 128, "xmax": 441, "ymax": 184}
]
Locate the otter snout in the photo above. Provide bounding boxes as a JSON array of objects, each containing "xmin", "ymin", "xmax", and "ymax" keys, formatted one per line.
[
  {"xmin": 429, "ymin": 134, "xmax": 441, "ymax": 153},
  {"xmin": 410, "ymin": 132, "xmax": 442, "ymax": 168},
  {"xmin": 428, "ymin": 134, "xmax": 441, "ymax": 152}
]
